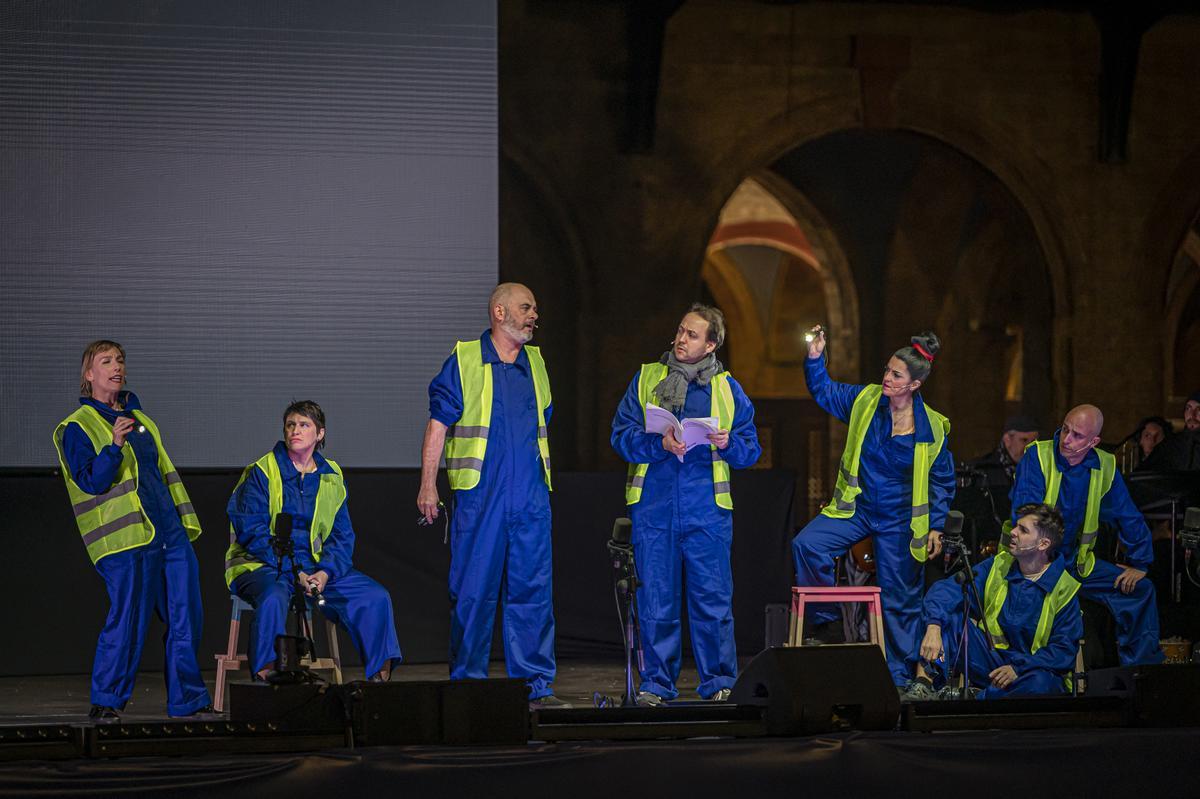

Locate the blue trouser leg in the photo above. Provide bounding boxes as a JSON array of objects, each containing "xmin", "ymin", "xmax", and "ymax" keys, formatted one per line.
[
  {"xmin": 91, "ymin": 546, "xmax": 158, "ymax": 709},
  {"xmin": 873, "ymin": 531, "xmax": 925, "ymax": 687},
  {"xmin": 936, "ymin": 610, "xmax": 1067, "ymax": 699},
  {"xmin": 1074, "ymin": 558, "xmax": 1164, "ymax": 666},
  {"xmin": 791, "ymin": 514, "xmax": 872, "ymax": 625},
  {"xmin": 232, "ymin": 567, "xmax": 293, "ymax": 675},
  {"xmin": 448, "ymin": 496, "xmax": 506, "ymax": 682},
  {"xmin": 317, "ymin": 569, "xmax": 403, "ymax": 679},
  {"xmin": 633, "ymin": 519, "xmax": 682, "ymax": 699},
  {"xmin": 500, "ymin": 507, "xmax": 557, "ymax": 699},
  {"xmin": 156, "ymin": 540, "xmax": 211, "ymax": 715},
  {"xmin": 682, "ymin": 518, "xmax": 737, "ymax": 698}
]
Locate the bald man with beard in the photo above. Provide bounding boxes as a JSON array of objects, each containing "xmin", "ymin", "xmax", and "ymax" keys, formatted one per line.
[
  {"xmin": 1009, "ymin": 404, "xmax": 1164, "ymax": 665},
  {"xmin": 418, "ymin": 283, "xmax": 567, "ymax": 707}
]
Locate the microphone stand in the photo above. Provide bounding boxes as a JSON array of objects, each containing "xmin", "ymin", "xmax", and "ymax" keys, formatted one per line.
[
  {"xmin": 608, "ymin": 537, "xmax": 644, "ymax": 707},
  {"xmin": 269, "ymin": 528, "xmax": 318, "ymax": 682},
  {"xmin": 942, "ymin": 534, "xmax": 990, "ymax": 700}
]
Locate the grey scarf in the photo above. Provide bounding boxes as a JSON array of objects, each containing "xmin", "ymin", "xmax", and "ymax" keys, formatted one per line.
[{"xmin": 652, "ymin": 351, "xmax": 723, "ymax": 414}]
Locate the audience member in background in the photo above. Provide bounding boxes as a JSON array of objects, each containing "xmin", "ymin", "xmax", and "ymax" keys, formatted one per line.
[
  {"xmin": 1142, "ymin": 392, "xmax": 1200, "ymax": 471},
  {"xmin": 1131, "ymin": 415, "xmax": 1173, "ymax": 471},
  {"xmin": 969, "ymin": 414, "xmax": 1040, "ymax": 522},
  {"xmin": 52, "ymin": 340, "xmax": 212, "ymax": 721}
]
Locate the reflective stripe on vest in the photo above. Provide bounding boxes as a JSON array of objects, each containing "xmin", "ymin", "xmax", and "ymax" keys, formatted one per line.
[
  {"xmin": 52, "ymin": 405, "xmax": 201, "ymax": 565},
  {"xmin": 624, "ymin": 363, "xmax": 736, "ymax": 509},
  {"xmin": 223, "ymin": 451, "xmax": 346, "ymax": 588},
  {"xmin": 444, "ymin": 339, "xmax": 552, "ymax": 491},
  {"xmin": 1033, "ymin": 440, "xmax": 1116, "ymax": 578},
  {"xmin": 820, "ymin": 385, "xmax": 949, "ymax": 563},
  {"xmin": 980, "ymin": 552, "xmax": 1081, "ymax": 652}
]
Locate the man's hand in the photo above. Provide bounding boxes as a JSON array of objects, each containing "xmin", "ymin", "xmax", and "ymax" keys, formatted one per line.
[
  {"xmin": 111, "ymin": 416, "xmax": 136, "ymax": 447},
  {"xmin": 417, "ymin": 485, "xmax": 441, "ymax": 524},
  {"xmin": 807, "ymin": 325, "xmax": 825, "ymax": 359},
  {"xmin": 707, "ymin": 429, "xmax": 730, "ymax": 450},
  {"xmin": 1114, "ymin": 566, "xmax": 1146, "ymax": 595},
  {"xmin": 927, "ymin": 530, "xmax": 943, "ymax": 558},
  {"xmin": 920, "ymin": 624, "xmax": 944, "ymax": 663},
  {"xmin": 662, "ymin": 428, "xmax": 687, "ymax": 458},
  {"xmin": 298, "ymin": 570, "xmax": 330, "ymax": 595},
  {"xmin": 989, "ymin": 664, "xmax": 1018, "ymax": 689}
]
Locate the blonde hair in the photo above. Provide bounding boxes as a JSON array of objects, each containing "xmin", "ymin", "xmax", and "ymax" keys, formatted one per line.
[{"xmin": 79, "ymin": 340, "xmax": 125, "ymax": 397}]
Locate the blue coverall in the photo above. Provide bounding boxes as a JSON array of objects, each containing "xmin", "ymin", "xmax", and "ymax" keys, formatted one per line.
[
  {"xmin": 227, "ymin": 442, "xmax": 402, "ymax": 678},
  {"xmin": 429, "ymin": 332, "xmax": 557, "ymax": 699},
  {"xmin": 921, "ymin": 554, "xmax": 1083, "ymax": 698},
  {"xmin": 62, "ymin": 392, "xmax": 211, "ymax": 716},
  {"xmin": 1010, "ymin": 433, "xmax": 1163, "ymax": 665},
  {"xmin": 791, "ymin": 355, "xmax": 956, "ymax": 686},
  {"xmin": 610, "ymin": 368, "xmax": 761, "ymax": 700}
]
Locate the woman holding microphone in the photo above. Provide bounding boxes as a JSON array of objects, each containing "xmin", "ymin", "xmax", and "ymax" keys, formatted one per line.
[{"xmin": 52, "ymin": 340, "xmax": 212, "ymax": 720}]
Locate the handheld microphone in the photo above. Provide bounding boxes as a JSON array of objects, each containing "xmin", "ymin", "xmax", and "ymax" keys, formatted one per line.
[{"xmin": 307, "ymin": 578, "xmax": 327, "ymax": 607}]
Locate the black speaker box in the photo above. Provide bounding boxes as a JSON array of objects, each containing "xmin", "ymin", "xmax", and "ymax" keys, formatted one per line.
[
  {"xmin": 228, "ymin": 678, "xmax": 530, "ymax": 745},
  {"xmin": 1086, "ymin": 663, "xmax": 1200, "ymax": 726},
  {"xmin": 729, "ymin": 645, "xmax": 900, "ymax": 735},
  {"xmin": 351, "ymin": 678, "xmax": 529, "ymax": 745}
]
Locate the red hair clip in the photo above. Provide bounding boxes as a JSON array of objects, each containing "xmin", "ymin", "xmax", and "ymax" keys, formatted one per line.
[{"xmin": 912, "ymin": 342, "xmax": 935, "ymax": 362}]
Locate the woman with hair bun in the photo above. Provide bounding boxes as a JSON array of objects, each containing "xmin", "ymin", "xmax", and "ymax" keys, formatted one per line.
[{"xmin": 791, "ymin": 328, "xmax": 955, "ymax": 691}]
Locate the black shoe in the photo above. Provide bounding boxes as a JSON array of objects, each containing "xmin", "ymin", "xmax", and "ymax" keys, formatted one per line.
[
  {"xmin": 529, "ymin": 694, "xmax": 573, "ymax": 710},
  {"xmin": 171, "ymin": 704, "xmax": 222, "ymax": 720},
  {"xmin": 88, "ymin": 705, "xmax": 120, "ymax": 723}
]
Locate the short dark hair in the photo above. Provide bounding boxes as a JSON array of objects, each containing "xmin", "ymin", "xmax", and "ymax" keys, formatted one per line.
[
  {"xmin": 283, "ymin": 400, "xmax": 326, "ymax": 449},
  {"xmin": 893, "ymin": 331, "xmax": 940, "ymax": 383},
  {"xmin": 687, "ymin": 303, "xmax": 726, "ymax": 349},
  {"xmin": 1015, "ymin": 502, "xmax": 1065, "ymax": 556}
]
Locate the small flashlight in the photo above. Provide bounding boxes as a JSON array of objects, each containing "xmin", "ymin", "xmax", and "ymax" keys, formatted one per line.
[{"xmin": 804, "ymin": 332, "xmax": 815, "ymax": 343}]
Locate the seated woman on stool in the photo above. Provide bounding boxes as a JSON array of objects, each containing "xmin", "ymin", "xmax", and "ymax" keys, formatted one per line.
[{"xmin": 225, "ymin": 400, "xmax": 402, "ymax": 681}]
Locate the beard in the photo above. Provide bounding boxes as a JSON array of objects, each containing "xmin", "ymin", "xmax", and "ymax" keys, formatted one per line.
[{"xmin": 502, "ymin": 316, "xmax": 533, "ymax": 343}]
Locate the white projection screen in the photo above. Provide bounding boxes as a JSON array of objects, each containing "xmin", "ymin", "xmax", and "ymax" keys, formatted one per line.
[{"xmin": 0, "ymin": 1, "xmax": 497, "ymax": 467}]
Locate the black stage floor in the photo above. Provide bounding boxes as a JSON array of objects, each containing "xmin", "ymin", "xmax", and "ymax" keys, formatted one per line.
[{"xmin": 3, "ymin": 659, "xmax": 1200, "ymax": 798}]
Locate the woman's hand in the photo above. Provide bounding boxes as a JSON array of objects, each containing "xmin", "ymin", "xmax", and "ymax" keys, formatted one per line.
[
  {"xmin": 806, "ymin": 325, "xmax": 825, "ymax": 359},
  {"xmin": 299, "ymin": 570, "xmax": 330, "ymax": 595},
  {"xmin": 111, "ymin": 416, "xmax": 136, "ymax": 447}
]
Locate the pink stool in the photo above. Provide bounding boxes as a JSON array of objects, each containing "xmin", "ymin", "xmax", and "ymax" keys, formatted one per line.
[{"xmin": 788, "ymin": 585, "xmax": 885, "ymax": 656}]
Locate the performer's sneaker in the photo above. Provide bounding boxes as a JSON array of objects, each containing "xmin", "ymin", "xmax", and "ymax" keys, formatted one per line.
[
  {"xmin": 88, "ymin": 705, "xmax": 120, "ymax": 723},
  {"xmin": 529, "ymin": 694, "xmax": 573, "ymax": 710},
  {"xmin": 935, "ymin": 684, "xmax": 980, "ymax": 701},
  {"xmin": 899, "ymin": 679, "xmax": 937, "ymax": 702},
  {"xmin": 635, "ymin": 691, "xmax": 667, "ymax": 707},
  {"xmin": 708, "ymin": 688, "xmax": 732, "ymax": 702}
]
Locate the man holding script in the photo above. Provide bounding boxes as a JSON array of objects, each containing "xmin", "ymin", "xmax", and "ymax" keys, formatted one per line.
[{"xmin": 610, "ymin": 304, "xmax": 761, "ymax": 705}]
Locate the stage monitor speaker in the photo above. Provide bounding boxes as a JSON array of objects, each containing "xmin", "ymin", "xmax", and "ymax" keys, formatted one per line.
[
  {"xmin": 729, "ymin": 645, "xmax": 899, "ymax": 735},
  {"xmin": 1086, "ymin": 663, "xmax": 1200, "ymax": 727},
  {"xmin": 352, "ymin": 678, "xmax": 529, "ymax": 745}
]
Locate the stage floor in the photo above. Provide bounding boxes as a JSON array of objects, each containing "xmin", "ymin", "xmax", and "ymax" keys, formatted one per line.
[{"xmin": 0, "ymin": 658, "xmax": 702, "ymax": 722}]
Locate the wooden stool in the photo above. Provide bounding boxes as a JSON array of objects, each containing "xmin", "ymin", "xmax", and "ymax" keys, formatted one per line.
[
  {"xmin": 788, "ymin": 585, "xmax": 885, "ymax": 656},
  {"xmin": 212, "ymin": 595, "xmax": 343, "ymax": 712}
]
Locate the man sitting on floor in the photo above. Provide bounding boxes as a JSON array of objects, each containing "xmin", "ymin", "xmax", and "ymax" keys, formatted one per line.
[{"xmin": 902, "ymin": 503, "xmax": 1082, "ymax": 700}]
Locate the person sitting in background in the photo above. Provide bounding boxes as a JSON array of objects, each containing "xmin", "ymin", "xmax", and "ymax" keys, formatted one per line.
[
  {"xmin": 969, "ymin": 414, "xmax": 1040, "ymax": 522},
  {"xmin": 226, "ymin": 400, "xmax": 402, "ymax": 682},
  {"xmin": 1142, "ymin": 392, "xmax": 1200, "ymax": 471},
  {"xmin": 903, "ymin": 503, "xmax": 1082, "ymax": 700},
  {"xmin": 1131, "ymin": 416, "xmax": 1173, "ymax": 471}
]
